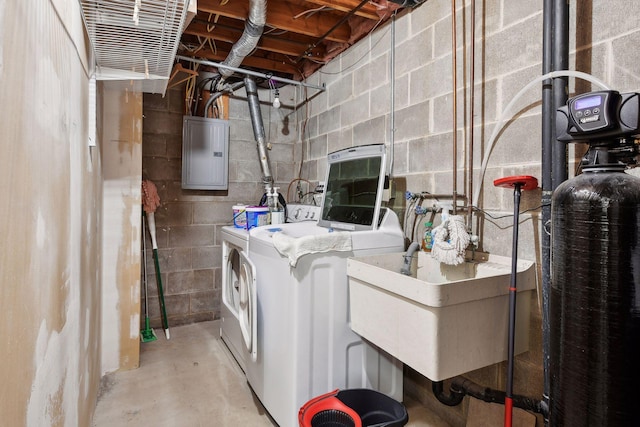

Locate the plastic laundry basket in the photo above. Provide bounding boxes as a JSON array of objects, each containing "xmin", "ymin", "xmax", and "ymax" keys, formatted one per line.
[{"xmin": 299, "ymin": 389, "xmax": 408, "ymax": 427}]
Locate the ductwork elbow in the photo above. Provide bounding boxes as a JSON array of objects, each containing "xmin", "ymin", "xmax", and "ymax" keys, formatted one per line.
[{"xmin": 219, "ymin": 0, "xmax": 267, "ymax": 81}]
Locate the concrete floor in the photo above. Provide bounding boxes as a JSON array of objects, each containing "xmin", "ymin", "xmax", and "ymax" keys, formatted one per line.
[{"xmin": 93, "ymin": 321, "xmax": 450, "ymax": 427}]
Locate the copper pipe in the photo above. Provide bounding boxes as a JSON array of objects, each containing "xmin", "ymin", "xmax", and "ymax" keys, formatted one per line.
[
  {"xmin": 467, "ymin": 0, "xmax": 475, "ymax": 230},
  {"xmin": 451, "ymin": 0, "xmax": 458, "ymax": 214}
]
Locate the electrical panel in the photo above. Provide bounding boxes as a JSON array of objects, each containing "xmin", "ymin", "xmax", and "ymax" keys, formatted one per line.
[{"xmin": 182, "ymin": 116, "xmax": 229, "ymax": 190}]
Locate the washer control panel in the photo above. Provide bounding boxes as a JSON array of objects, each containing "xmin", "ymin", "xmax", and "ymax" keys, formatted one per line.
[{"xmin": 286, "ymin": 204, "xmax": 321, "ymax": 223}]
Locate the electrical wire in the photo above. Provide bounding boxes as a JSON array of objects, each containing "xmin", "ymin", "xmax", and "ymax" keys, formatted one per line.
[
  {"xmin": 472, "ymin": 203, "xmax": 550, "ymax": 220},
  {"xmin": 294, "ymin": 6, "xmax": 330, "ymax": 19},
  {"xmin": 184, "ymin": 62, "xmax": 199, "ymax": 115}
]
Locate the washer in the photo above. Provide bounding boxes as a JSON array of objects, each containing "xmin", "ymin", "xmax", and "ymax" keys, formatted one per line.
[
  {"xmin": 243, "ymin": 145, "xmax": 404, "ymax": 427},
  {"xmin": 246, "ymin": 209, "xmax": 404, "ymax": 427},
  {"xmin": 220, "ymin": 226, "xmax": 255, "ymax": 372}
]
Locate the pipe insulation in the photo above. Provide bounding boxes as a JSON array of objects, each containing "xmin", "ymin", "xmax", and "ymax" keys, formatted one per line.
[
  {"xmin": 244, "ymin": 76, "xmax": 273, "ymax": 185},
  {"xmin": 218, "ymin": 0, "xmax": 267, "ymax": 83}
]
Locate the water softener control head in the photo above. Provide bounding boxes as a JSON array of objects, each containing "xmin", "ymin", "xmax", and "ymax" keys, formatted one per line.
[{"xmin": 556, "ymin": 90, "xmax": 640, "ymax": 143}]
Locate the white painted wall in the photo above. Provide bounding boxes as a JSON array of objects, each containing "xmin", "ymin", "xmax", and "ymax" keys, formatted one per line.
[{"xmin": 0, "ymin": 0, "xmax": 101, "ymax": 425}]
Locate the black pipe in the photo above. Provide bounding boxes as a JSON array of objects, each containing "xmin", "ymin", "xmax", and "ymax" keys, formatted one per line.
[
  {"xmin": 540, "ymin": 0, "xmax": 553, "ymax": 423},
  {"xmin": 551, "ymin": 0, "xmax": 569, "ymax": 189},
  {"xmin": 433, "ymin": 378, "xmax": 546, "ymax": 415},
  {"xmin": 432, "ymin": 380, "xmax": 464, "ymax": 406}
]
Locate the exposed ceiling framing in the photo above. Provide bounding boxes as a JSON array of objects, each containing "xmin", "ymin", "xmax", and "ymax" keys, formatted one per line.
[{"xmin": 178, "ymin": 0, "xmax": 411, "ymax": 82}]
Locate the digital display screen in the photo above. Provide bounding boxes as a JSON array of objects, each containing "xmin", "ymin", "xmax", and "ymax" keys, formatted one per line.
[{"xmin": 574, "ymin": 95, "xmax": 601, "ymax": 110}]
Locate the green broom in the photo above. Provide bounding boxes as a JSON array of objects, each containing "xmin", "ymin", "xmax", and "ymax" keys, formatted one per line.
[
  {"xmin": 142, "ymin": 180, "xmax": 170, "ymax": 340},
  {"xmin": 140, "ymin": 211, "xmax": 157, "ymax": 343},
  {"xmin": 146, "ymin": 210, "xmax": 170, "ymax": 339}
]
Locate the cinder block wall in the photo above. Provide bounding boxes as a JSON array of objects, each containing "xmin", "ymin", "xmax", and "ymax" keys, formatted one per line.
[
  {"xmin": 298, "ymin": 0, "xmax": 640, "ymax": 425},
  {"xmin": 141, "ymin": 84, "xmax": 295, "ymax": 328}
]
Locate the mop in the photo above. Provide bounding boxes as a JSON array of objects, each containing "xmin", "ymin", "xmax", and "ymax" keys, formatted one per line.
[
  {"xmin": 142, "ymin": 179, "xmax": 170, "ymax": 340},
  {"xmin": 431, "ymin": 214, "xmax": 471, "ymax": 266},
  {"xmin": 140, "ymin": 211, "xmax": 157, "ymax": 343}
]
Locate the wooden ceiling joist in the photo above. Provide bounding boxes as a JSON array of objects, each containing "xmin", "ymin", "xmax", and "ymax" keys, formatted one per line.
[
  {"xmin": 196, "ymin": 0, "xmax": 352, "ymax": 43},
  {"xmin": 303, "ymin": 0, "xmax": 381, "ymax": 20},
  {"xmin": 184, "ymin": 21, "xmax": 326, "ymax": 59}
]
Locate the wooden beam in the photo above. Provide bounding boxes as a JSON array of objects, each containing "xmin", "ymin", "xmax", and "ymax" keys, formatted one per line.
[
  {"xmin": 302, "ymin": 0, "xmax": 381, "ymax": 21},
  {"xmin": 196, "ymin": 0, "xmax": 352, "ymax": 43},
  {"xmin": 184, "ymin": 21, "xmax": 326, "ymax": 59}
]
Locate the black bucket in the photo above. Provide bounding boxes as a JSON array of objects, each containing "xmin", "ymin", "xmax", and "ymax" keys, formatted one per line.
[{"xmin": 299, "ymin": 389, "xmax": 408, "ymax": 427}]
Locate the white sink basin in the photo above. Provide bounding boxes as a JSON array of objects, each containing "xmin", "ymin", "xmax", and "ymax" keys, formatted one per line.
[{"xmin": 347, "ymin": 251, "xmax": 536, "ymax": 381}]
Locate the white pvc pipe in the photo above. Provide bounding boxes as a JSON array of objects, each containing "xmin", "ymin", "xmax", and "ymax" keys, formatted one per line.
[{"xmin": 472, "ymin": 70, "xmax": 611, "ymax": 208}]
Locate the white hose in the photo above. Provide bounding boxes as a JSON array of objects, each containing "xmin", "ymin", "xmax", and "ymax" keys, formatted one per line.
[{"xmin": 472, "ymin": 70, "xmax": 611, "ymax": 208}]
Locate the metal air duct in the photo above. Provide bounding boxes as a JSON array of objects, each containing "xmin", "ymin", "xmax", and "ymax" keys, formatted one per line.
[{"xmin": 218, "ymin": 0, "xmax": 267, "ymax": 85}]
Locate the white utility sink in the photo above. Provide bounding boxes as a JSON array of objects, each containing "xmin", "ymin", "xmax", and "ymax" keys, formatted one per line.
[{"xmin": 347, "ymin": 251, "xmax": 536, "ymax": 381}]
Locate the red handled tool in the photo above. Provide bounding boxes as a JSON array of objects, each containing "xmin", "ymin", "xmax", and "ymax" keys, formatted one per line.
[{"xmin": 494, "ymin": 175, "xmax": 538, "ymax": 427}]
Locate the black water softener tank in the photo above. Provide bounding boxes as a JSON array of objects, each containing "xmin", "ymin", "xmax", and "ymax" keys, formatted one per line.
[{"xmin": 550, "ymin": 91, "xmax": 640, "ymax": 425}]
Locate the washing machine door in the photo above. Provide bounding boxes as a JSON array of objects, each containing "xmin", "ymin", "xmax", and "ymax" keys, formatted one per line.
[
  {"xmin": 238, "ymin": 252, "xmax": 257, "ymax": 362},
  {"xmin": 222, "ymin": 242, "xmax": 241, "ymax": 315}
]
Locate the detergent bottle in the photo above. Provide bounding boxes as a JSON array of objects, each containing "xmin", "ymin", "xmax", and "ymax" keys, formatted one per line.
[{"xmin": 421, "ymin": 222, "xmax": 433, "ymax": 252}]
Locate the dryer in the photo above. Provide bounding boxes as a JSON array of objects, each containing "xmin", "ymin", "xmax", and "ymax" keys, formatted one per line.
[
  {"xmin": 220, "ymin": 205, "xmax": 319, "ymax": 372},
  {"xmin": 220, "ymin": 226, "xmax": 255, "ymax": 372}
]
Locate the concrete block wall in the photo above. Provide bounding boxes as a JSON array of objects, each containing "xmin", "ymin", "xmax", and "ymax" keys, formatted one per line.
[
  {"xmin": 141, "ymin": 83, "xmax": 295, "ymax": 328},
  {"xmin": 297, "ymin": 0, "xmax": 640, "ymax": 425}
]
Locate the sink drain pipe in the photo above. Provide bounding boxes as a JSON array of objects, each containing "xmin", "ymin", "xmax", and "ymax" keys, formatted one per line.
[{"xmin": 432, "ymin": 378, "xmax": 546, "ymax": 415}]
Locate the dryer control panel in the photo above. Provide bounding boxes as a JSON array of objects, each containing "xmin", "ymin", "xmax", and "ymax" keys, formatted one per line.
[{"xmin": 286, "ymin": 204, "xmax": 321, "ymax": 223}]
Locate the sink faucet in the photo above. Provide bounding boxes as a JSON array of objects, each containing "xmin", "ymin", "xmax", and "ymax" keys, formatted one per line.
[{"xmin": 401, "ymin": 242, "xmax": 421, "ymax": 275}]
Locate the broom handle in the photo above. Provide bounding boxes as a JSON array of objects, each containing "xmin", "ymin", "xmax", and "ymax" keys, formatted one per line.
[
  {"xmin": 146, "ymin": 212, "xmax": 170, "ymax": 339},
  {"xmin": 142, "ymin": 213, "xmax": 149, "ymax": 314},
  {"xmin": 147, "ymin": 211, "xmax": 158, "ymax": 250}
]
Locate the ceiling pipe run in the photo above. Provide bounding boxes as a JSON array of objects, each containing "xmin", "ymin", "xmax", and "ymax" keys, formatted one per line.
[
  {"xmin": 451, "ymin": 0, "xmax": 459, "ymax": 215},
  {"xmin": 176, "ymin": 55, "xmax": 326, "ymax": 91}
]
